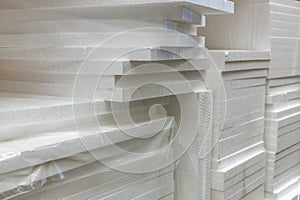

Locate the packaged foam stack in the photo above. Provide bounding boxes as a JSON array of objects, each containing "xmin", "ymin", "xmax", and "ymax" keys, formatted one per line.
[
  {"xmin": 199, "ymin": 0, "xmax": 300, "ymax": 199},
  {"xmin": 205, "ymin": 51, "xmax": 270, "ymax": 200},
  {"xmin": 0, "ymin": 0, "xmax": 234, "ymax": 200}
]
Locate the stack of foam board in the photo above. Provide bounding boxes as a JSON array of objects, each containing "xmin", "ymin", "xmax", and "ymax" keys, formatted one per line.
[
  {"xmin": 205, "ymin": 50, "xmax": 270, "ymax": 200},
  {"xmin": 0, "ymin": 0, "xmax": 234, "ymax": 199},
  {"xmin": 264, "ymin": 1, "xmax": 300, "ymax": 199},
  {"xmin": 199, "ymin": 0, "xmax": 300, "ymax": 199},
  {"xmin": 0, "ymin": 94, "xmax": 177, "ymax": 199}
]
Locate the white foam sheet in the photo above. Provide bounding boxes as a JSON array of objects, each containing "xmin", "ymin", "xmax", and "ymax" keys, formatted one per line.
[
  {"xmin": 0, "ymin": 0, "xmax": 234, "ymax": 14},
  {"xmin": 0, "ymin": 6, "xmax": 204, "ymax": 25},
  {"xmin": 0, "ymin": 71, "xmax": 204, "ymax": 89},
  {"xmin": 211, "ymin": 150, "xmax": 265, "ymax": 191},
  {"xmin": 96, "ymin": 71, "xmax": 206, "ymax": 102},
  {"xmin": 10, "ymin": 158, "xmax": 174, "ymax": 200},
  {"xmin": 208, "ymin": 50, "xmax": 270, "ymax": 71},
  {"xmin": 0, "ymin": 47, "xmax": 206, "ymax": 61},
  {"xmin": 0, "ymin": 19, "xmax": 205, "ymax": 34},
  {"xmin": 265, "ymin": 145, "xmax": 300, "ymax": 192},
  {"xmin": 0, "ymin": 93, "xmax": 169, "ymax": 140},
  {"xmin": 211, "ymin": 176, "xmax": 264, "ymax": 200},
  {"xmin": 2, "ymin": 132, "xmax": 175, "ymax": 199},
  {"xmin": 0, "ymin": 59, "xmax": 209, "ymax": 75},
  {"xmin": 0, "ymin": 114, "xmax": 175, "ymax": 174},
  {"xmin": 0, "ymin": 92, "xmax": 103, "ymax": 129},
  {"xmin": 0, "ymin": 79, "xmax": 206, "ymax": 102},
  {"xmin": 0, "ymin": 32, "xmax": 205, "ymax": 48},
  {"xmin": 216, "ymin": 128, "xmax": 264, "ymax": 159}
]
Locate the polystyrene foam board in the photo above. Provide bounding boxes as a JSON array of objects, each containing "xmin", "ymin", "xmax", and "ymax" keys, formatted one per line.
[
  {"xmin": 224, "ymin": 86, "xmax": 266, "ymax": 99},
  {"xmin": 222, "ymin": 69, "xmax": 268, "ymax": 80},
  {"xmin": 217, "ymin": 129, "xmax": 264, "ymax": 159},
  {"xmin": 0, "ymin": 92, "xmax": 167, "ymax": 132},
  {"xmin": 133, "ymin": 184, "xmax": 174, "ymax": 200},
  {"xmin": 213, "ymin": 168, "xmax": 264, "ymax": 197},
  {"xmin": 98, "ymin": 71, "xmax": 203, "ymax": 89},
  {"xmin": 212, "ymin": 151, "xmax": 264, "ymax": 186},
  {"xmin": 268, "ymin": 77, "xmax": 300, "ymax": 88},
  {"xmin": 212, "ymin": 142, "xmax": 264, "ymax": 170},
  {"xmin": 0, "ymin": 20, "xmax": 174, "ymax": 34},
  {"xmin": 0, "ymin": 47, "xmax": 206, "ymax": 61},
  {"xmin": 0, "ymin": 59, "xmax": 210, "ymax": 75},
  {"xmin": 272, "ymin": 168, "xmax": 300, "ymax": 196},
  {"xmin": 265, "ymin": 111, "xmax": 300, "ymax": 130},
  {"xmin": 265, "ymin": 151, "xmax": 300, "ymax": 192},
  {"xmin": 0, "ymin": 79, "xmax": 204, "ymax": 100},
  {"xmin": 266, "ymin": 101, "xmax": 300, "ymax": 119},
  {"xmin": 0, "ymin": 32, "xmax": 205, "ymax": 48},
  {"xmin": 271, "ymin": 28, "xmax": 300, "ymax": 38},
  {"xmin": 223, "ymin": 78, "xmax": 266, "ymax": 91},
  {"xmin": 222, "ymin": 60, "xmax": 270, "ymax": 72},
  {"xmin": 216, "ymin": 162, "xmax": 264, "ymax": 193},
  {"xmin": 88, "ymin": 173, "xmax": 173, "ymax": 200},
  {"xmin": 221, "ymin": 94, "xmax": 265, "ymax": 118},
  {"xmin": 0, "ymin": 92, "xmax": 105, "ymax": 130},
  {"xmin": 164, "ymin": 20, "xmax": 200, "ymax": 35},
  {"xmin": 266, "ymin": 89, "xmax": 300, "ymax": 104},
  {"xmin": 274, "ymin": 152, "xmax": 300, "ymax": 178},
  {"xmin": 54, "ymin": 167, "xmax": 174, "ymax": 200},
  {"xmin": 209, "ymin": 50, "xmax": 270, "ymax": 63},
  {"xmin": 272, "ymin": 5, "xmax": 300, "ymax": 21},
  {"xmin": 241, "ymin": 185, "xmax": 264, "ymax": 200},
  {"xmin": 0, "ymin": 6, "xmax": 204, "ymax": 24},
  {"xmin": 268, "ymin": 68, "xmax": 300, "ymax": 79},
  {"xmin": 98, "ymin": 80, "xmax": 206, "ymax": 102},
  {"xmin": 221, "ymin": 109, "xmax": 264, "ymax": 130},
  {"xmin": 0, "ymin": 0, "xmax": 234, "ymax": 14},
  {"xmin": 220, "ymin": 117, "xmax": 265, "ymax": 139},
  {"xmin": 2, "ymin": 147, "xmax": 162, "ymax": 198},
  {"xmin": 271, "ymin": 178, "xmax": 300, "ymax": 200},
  {"xmin": 7, "ymin": 154, "xmax": 174, "ymax": 199},
  {"xmin": 207, "ymin": 51, "xmax": 270, "ymax": 73},
  {"xmin": 211, "ymin": 175, "xmax": 264, "ymax": 200},
  {"xmin": 268, "ymin": 85, "xmax": 300, "ymax": 99},
  {"xmin": 160, "ymin": 194, "xmax": 175, "ymax": 200},
  {"xmin": 266, "ymin": 127, "xmax": 300, "ymax": 153},
  {"xmin": 271, "ymin": 0, "xmax": 300, "ymax": 8},
  {"xmin": 271, "ymin": 37, "xmax": 300, "ymax": 54},
  {"xmin": 0, "ymin": 115, "xmax": 175, "ymax": 174}
]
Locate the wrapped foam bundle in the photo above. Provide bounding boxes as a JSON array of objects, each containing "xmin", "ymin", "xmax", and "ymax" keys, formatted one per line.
[{"xmin": 0, "ymin": 0, "xmax": 234, "ymax": 199}]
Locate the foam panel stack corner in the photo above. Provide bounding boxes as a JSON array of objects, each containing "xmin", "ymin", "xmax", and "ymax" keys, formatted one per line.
[
  {"xmin": 205, "ymin": 50, "xmax": 270, "ymax": 200},
  {"xmin": 0, "ymin": 0, "xmax": 234, "ymax": 199},
  {"xmin": 199, "ymin": 0, "xmax": 300, "ymax": 199}
]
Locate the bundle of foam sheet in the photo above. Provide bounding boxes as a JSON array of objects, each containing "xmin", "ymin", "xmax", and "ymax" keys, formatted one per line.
[
  {"xmin": 205, "ymin": 50, "xmax": 270, "ymax": 200},
  {"xmin": 265, "ymin": 1, "xmax": 300, "ymax": 199},
  {"xmin": 0, "ymin": 0, "xmax": 234, "ymax": 199},
  {"xmin": 199, "ymin": 0, "xmax": 300, "ymax": 199}
]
